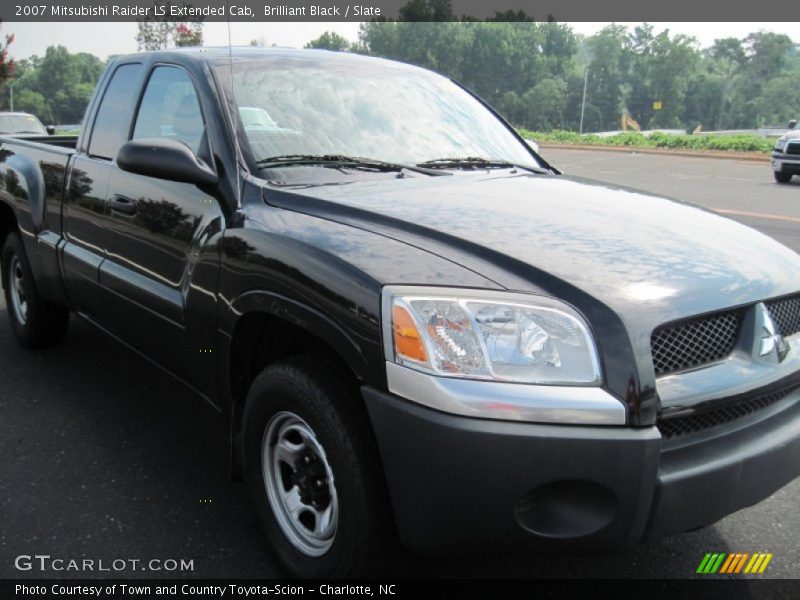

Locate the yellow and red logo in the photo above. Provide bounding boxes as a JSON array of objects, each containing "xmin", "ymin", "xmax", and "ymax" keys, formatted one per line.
[{"xmin": 696, "ymin": 552, "xmax": 773, "ymax": 574}]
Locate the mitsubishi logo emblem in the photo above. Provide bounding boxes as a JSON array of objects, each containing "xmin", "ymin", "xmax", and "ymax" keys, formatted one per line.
[{"xmin": 757, "ymin": 303, "xmax": 789, "ymax": 362}]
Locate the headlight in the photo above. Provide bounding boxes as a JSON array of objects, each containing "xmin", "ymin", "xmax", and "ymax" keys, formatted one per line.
[
  {"xmin": 382, "ymin": 287, "xmax": 602, "ymax": 385},
  {"xmin": 775, "ymin": 138, "xmax": 787, "ymax": 152}
]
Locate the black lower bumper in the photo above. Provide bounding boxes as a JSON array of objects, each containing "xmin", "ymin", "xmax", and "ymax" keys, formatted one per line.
[{"xmin": 363, "ymin": 387, "xmax": 800, "ymax": 556}]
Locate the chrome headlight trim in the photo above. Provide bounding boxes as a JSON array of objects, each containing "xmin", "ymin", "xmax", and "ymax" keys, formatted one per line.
[{"xmin": 385, "ymin": 361, "xmax": 626, "ymax": 425}]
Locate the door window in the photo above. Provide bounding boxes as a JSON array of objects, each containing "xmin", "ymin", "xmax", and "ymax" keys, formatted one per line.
[
  {"xmin": 88, "ymin": 63, "xmax": 143, "ymax": 160},
  {"xmin": 132, "ymin": 66, "xmax": 205, "ymax": 155}
]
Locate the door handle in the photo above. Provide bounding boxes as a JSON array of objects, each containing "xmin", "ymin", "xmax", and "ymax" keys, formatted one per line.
[{"xmin": 109, "ymin": 195, "xmax": 137, "ymax": 216}]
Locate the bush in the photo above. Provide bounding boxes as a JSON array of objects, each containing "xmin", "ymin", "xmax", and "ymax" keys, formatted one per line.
[{"xmin": 517, "ymin": 129, "xmax": 773, "ymax": 154}]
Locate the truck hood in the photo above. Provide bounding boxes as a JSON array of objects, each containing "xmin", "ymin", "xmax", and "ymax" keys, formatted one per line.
[{"xmin": 264, "ymin": 171, "xmax": 800, "ymax": 331}]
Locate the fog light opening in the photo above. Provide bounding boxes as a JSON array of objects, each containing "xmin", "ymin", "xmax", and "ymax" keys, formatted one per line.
[{"xmin": 515, "ymin": 480, "xmax": 618, "ymax": 539}]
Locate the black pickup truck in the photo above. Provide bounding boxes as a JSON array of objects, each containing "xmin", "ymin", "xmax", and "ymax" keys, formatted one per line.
[{"xmin": 2, "ymin": 48, "xmax": 800, "ymax": 578}]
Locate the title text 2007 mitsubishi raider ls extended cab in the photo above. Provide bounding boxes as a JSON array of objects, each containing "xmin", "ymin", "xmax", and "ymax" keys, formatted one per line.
[{"xmin": 2, "ymin": 48, "xmax": 800, "ymax": 577}]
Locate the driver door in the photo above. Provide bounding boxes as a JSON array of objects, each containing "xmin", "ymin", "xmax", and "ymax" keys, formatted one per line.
[{"xmin": 97, "ymin": 64, "xmax": 224, "ymax": 397}]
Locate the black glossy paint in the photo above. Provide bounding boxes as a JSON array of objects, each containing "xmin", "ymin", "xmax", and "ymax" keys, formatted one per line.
[
  {"xmin": 0, "ymin": 47, "xmax": 799, "ymax": 435},
  {"xmin": 263, "ymin": 170, "xmax": 800, "ymax": 421}
]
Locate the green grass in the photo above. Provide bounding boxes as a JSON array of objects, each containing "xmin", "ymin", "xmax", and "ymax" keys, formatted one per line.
[
  {"xmin": 54, "ymin": 127, "xmax": 81, "ymax": 136},
  {"xmin": 518, "ymin": 129, "xmax": 774, "ymax": 154}
]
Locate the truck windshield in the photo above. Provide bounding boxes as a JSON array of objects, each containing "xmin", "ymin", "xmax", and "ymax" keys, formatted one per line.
[{"xmin": 217, "ymin": 55, "xmax": 539, "ymax": 175}]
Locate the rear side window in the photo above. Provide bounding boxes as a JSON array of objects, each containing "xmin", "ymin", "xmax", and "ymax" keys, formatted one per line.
[
  {"xmin": 88, "ymin": 63, "xmax": 143, "ymax": 160},
  {"xmin": 132, "ymin": 66, "xmax": 205, "ymax": 155}
]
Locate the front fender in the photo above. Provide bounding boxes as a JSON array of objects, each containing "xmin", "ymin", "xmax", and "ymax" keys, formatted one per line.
[{"xmin": 228, "ymin": 289, "xmax": 372, "ymax": 383}]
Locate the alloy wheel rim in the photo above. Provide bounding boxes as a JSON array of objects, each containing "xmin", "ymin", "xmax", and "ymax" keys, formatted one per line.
[{"xmin": 262, "ymin": 411, "xmax": 338, "ymax": 557}]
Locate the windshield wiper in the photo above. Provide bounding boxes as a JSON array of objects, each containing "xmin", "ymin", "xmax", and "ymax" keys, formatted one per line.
[
  {"xmin": 416, "ymin": 157, "xmax": 546, "ymax": 174},
  {"xmin": 255, "ymin": 154, "xmax": 446, "ymax": 176}
]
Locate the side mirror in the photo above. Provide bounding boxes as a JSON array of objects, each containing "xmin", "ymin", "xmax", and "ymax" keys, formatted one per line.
[
  {"xmin": 117, "ymin": 138, "xmax": 218, "ymax": 186},
  {"xmin": 525, "ymin": 139, "xmax": 540, "ymax": 154},
  {"xmin": 46, "ymin": 126, "xmax": 56, "ymax": 135},
  {"xmin": 788, "ymin": 120, "xmax": 797, "ymax": 131}
]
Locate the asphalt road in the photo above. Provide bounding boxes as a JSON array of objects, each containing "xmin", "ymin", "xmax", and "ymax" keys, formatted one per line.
[
  {"xmin": 1, "ymin": 150, "xmax": 799, "ymax": 581},
  {"xmin": 545, "ymin": 148, "xmax": 800, "ymax": 253}
]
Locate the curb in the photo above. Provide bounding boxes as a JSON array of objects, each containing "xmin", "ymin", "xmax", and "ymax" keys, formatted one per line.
[{"xmin": 539, "ymin": 143, "xmax": 771, "ymax": 163}]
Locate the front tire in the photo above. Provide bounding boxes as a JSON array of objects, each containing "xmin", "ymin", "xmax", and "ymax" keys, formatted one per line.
[
  {"xmin": 2, "ymin": 232, "xmax": 69, "ymax": 348},
  {"xmin": 774, "ymin": 170, "xmax": 793, "ymax": 184},
  {"xmin": 243, "ymin": 355, "xmax": 391, "ymax": 578}
]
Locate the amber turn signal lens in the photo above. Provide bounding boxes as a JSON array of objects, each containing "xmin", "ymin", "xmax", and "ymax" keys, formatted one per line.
[{"xmin": 392, "ymin": 305, "xmax": 427, "ymax": 363}]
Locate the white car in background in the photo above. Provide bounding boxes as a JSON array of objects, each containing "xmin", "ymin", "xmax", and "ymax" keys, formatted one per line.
[{"xmin": 0, "ymin": 112, "xmax": 53, "ymax": 137}]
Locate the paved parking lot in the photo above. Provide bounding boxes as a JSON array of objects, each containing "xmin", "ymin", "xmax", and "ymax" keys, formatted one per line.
[
  {"xmin": 1, "ymin": 150, "xmax": 798, "ymax": 579},
  {"xmin": 544, "ymin": 148, "xmax": 800, "ymax": 252}
]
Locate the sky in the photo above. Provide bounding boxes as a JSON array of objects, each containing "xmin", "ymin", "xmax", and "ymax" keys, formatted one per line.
[{"xmin": 4, "ymin": 22, "xmax": 799, "ymax": 60}]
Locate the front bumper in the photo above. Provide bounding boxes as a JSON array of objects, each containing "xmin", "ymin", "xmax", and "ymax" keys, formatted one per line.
[
  {"xmin": 772, "ymin": 153, "xmax": 800, "ymax": 174},
  {"xmin": 363, "ymin": 386, "xmax": 800, "ymax": 556}
]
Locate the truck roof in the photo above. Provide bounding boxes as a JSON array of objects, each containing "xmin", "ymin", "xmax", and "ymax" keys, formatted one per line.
[{"xmin": 111, "ymin": 46, "xmax": 428, "ymax": 74}]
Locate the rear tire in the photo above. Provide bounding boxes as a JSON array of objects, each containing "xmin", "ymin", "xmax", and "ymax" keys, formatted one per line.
[
  {"xmin": 2, "ymin": 232, "xmax": 69, "ymax": 348},
  {"xmin": 243, "ymin": 355, "xmax": 392, "ymax": 578},
  {"xmin": 774, "ymin": 170, "xmax": 793, "ymax": 184}
]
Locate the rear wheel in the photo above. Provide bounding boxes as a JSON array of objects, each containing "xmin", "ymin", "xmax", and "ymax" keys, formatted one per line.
[
  {"xmin": 2, "ymin": 232, "xmax": 69, "ymax": 348},
  {"xmin": 243, "ymin": 355, "xmax": 392, "ymax": 578},
  {"xmin": 774, "ymin": 170, "xmax": 793, "ymax": 184}
]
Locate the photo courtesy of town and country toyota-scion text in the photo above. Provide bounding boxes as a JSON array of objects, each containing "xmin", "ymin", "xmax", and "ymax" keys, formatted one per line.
[
  {"xmin": 0, "ymin": 0, "xmax": 799, "ymax": 596},
  {"xmin": 14, "ymin": 584, "xmax": 389, "ymax": 596}
]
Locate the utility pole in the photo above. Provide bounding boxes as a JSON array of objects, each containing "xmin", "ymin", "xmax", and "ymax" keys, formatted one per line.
[
  {"xmin": 8, "ymin": 82, "xmax": 13, "ymax": 112},
  {"xmin": 579, "ymin": 67, "xmax": 588, "ymax": 135}
]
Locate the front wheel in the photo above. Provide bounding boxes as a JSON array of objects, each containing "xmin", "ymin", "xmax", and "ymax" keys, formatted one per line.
[
  {"xmin": 774, "ymin": 170, "xmax": 793, "ymax": 184},
  {"xmin": 243, "ymin": 355, "xmax": 392, "ymax": 578},
  {"xmin": 2, "ymin": 232, "xmax": 69, "ymax": 348}
]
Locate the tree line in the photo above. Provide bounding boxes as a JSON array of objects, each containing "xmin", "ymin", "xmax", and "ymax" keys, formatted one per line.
[
  {"xmin": 0, "ymin": 12, "xmax": 797, "ymax": 132},
  {"xmin": 3, "ymin": 45, "xmax": 105, "ymax": 125}
]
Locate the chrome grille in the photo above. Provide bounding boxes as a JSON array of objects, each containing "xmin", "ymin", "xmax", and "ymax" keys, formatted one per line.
[
  {"xmin": 786, "ymin": 143, "xmax": 800, "ymax": 156},
  {"xmin": 658, "ymin": 384, "xmax": 800, "ymax": 439},
  {"xmin": 651, "ymin": 311, "xmax": 741, "ymax": 376},
  {"xmin": 766, "ymin": 294, "xmax": 800, "ymax": 337}
]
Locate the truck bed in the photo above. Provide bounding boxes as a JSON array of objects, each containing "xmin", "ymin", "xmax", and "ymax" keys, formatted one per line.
[{"xmin": 0, "ymin": 134, "xmax": 78, "ymax": 150}]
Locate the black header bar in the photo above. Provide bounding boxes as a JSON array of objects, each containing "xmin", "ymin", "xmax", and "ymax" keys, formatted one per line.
[{"xmin": 3, "ymin": 0, "xmax": 799, "ymax": 22}]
